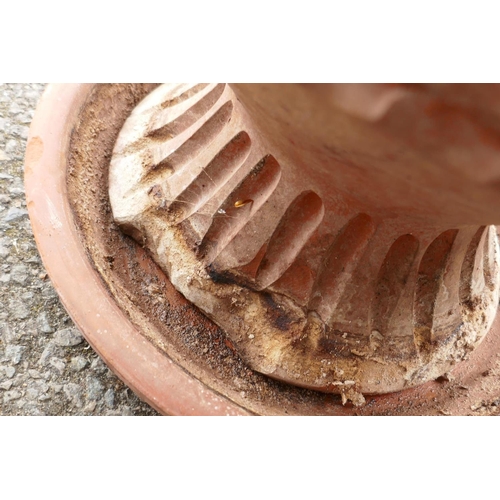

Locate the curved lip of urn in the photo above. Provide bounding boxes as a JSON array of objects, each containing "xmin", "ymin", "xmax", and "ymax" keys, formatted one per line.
[{"xmin": 24, "ymin": 84, "xmax": 249, "ymax": 416}]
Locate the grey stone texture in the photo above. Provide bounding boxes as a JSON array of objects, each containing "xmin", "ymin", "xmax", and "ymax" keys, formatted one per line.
[{"xmin": 0, "ymin": 83, "xmax": 158, "ymax": 416}]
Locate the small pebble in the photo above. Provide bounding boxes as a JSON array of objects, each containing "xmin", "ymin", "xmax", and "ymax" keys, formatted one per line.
[
  {"xmin": 4, "ymin": 344, "xmax": 24, "ymax": 365},
  {"xmin": 70, "ymin": 356, "xmax": 88, "ymax": 372},
  {"xmin": 39, "ymin": 342, "xmax": 58, "ymax": 366},
  {"xmin": 63, "ymin": 383, "xmax": 83, "ymax": 408},
  {"xmin": 10, "ymin": 264, "xmax": 29, "ymax": 285},
  {"xmin": 37, "ymin": 381, "xmax": 49, "ymax": 393},
  {"xmin": 104, "ymin": 388, "xmax": 115, "ymax": 408},
  {"xmin": 50, "ymin": 383, "xmax": 63, "ymax": 394},
  {"xmin": 49, "ymin": 357, "xmax": 66, "ymax": 373},
  {"xmin": 11, "ymin": 125, "xmax": 29, "ymax": 139},
  {"xmin": 36, "ymin": 311, "xmax": 54, "ymax": 334},
  {"xmin": 8, "ymin": 300, "xmax": 29, "ymax": 320},
  {"xmin": 0, "ymin": 380, "xmax": 13, "ymax": 390},
  {"xmin": 26, "ymin": 388, "xmax": 39, "ymax": 400},
  {"xmin": 9, "ymin": 101, "xmax": 22, "ymax": 114},
  {"xmin": 0, "ymin": 244, "xmax": 9, "ymax": 259},
  {"xmin": 53, "ymin": 327, "xmax": 83, "ymax": 347},
  {"xmin": 3, "ymin": 207, "xmax": 28, "ymax": 222},
  {"xmin": 105, "ymin": 407, "xmax": 133, "ymax": 416},
  {"xmin": 4, "ymin": 390, "xmax": 22, "ymax": 403},
  {"xmin": 84, "ymin": 401, "xmax": 97, "ymax": 413},
  {"xmin": 86, "ymin": 376, "xmax": 104, "ymax": 401},
  {"xmin": 5, "ymin": 139, "xmax": 17, "ymax": 153},
  {"xmin": 90, "ymin": 357, "xmax": 107, "ymax": 373}
]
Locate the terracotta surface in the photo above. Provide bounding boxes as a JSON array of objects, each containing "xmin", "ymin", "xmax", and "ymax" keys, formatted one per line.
[
  {"xmin": 25, "ymin": 84, "xmax": 500, "ymax": 415},
  {"xmin": 108, "ymin": 83, "xmax": 500, "ymax": 401}
]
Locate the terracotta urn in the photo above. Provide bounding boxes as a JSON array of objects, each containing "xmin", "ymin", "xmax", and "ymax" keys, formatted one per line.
[{"xmin": 25, "ymin": 84, "xmax": 500, "ymax": 415}]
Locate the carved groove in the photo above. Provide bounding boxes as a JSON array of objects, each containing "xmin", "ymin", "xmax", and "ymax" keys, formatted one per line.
[
  {"xmin": 147, "ymin": 83, "xmax": 226, "ymax": 140},
  {"xmin": 198, "ymin": 155, "xmax": 282, "ymax": 264},
  {"xmin": 144, "ymin": 101, "xmax": 233, "ymax": 182},
  {"xmin": 169, "ymin": 131, "xmax": 252, "ymax": 222},
  {"xmin": 160, "ymin": 83, "xmax": 209, "ymax": 109},
  {"xmin": 308, "ymin": 213, "xmax": 376, "ymax": 322},
  {"xmin": 255, "ymin": 191, "xmax": 324, "ymax": 290},
  {"xmin": 483, "ymin": 226, "xmax": 497, "ymax": 289},
  {"xmin": 372, "ymin": 234, "xmax": 420, "ymax": 336},
  {"xmin": 113, "ymin": 84, "xmax": 212, "ymax": 157},
  {"xmin": 414, "ymin": 229, "xmax": 458, "ymax": 353},
  {"xmin": 460, "ymin": 226, "xmax": 487, "ymax": 306},
  {"xmin": 269, "ymin": 251, "xmax": 318, "ymax": 306}
]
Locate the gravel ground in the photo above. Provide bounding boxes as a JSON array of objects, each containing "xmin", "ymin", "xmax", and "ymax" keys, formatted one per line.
[{"xmin": 0, "ymin": 83, "xmax": 158, "ymax": 415}]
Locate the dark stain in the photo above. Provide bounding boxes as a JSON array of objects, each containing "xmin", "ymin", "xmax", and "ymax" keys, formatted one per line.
[
  {"xmin": 318, "ymin": 336, "xmax": 353, "ymax": 358},
  {"xmin": 206, "ymin": 265, "xmax": 240, "ymax": 286},
  {"xmin": 261, "ymin": 292, "xmax": 294, "ymax": 332}
]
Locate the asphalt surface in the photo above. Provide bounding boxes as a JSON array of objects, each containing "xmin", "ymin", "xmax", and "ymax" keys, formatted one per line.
[{"xmin": 0, "ymin": 83, "xmax": 158, "ymax": 415}]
